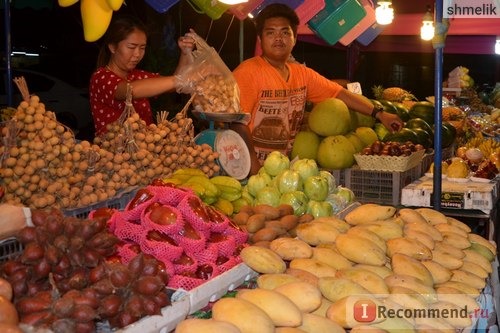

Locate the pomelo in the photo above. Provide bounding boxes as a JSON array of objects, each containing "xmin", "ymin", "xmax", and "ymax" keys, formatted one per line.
[
  {"xmin": 308, "ymin": 98, "xmax": 351, "ymax": 136},
  {"xmin": 317, "ymin": 135, "xmax": 355, "ymax": 170},
  {"xmin": 291, "ymin": 131, "xmax": 321, "ymax": 160},
  {"xmin": 354, "ymin": 127, "xmax": 379, "ymax": 147},
  {"xmin": 350, "ymin": 109, "xmax": 376, "ymax": 129},
  {"xmin": 344, "ymin": 132, "xmax": 364, "ymax": 152}
]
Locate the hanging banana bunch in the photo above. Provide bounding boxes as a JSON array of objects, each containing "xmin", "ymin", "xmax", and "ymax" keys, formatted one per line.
[{"xmin": 57, "ymin": 0, "xmax": 125, "ymax": 42}]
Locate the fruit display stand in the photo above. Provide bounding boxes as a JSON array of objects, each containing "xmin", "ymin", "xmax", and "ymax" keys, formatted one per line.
[{"xmin": 401, "ymin": 175, "xmax": 500, "ymax": 241}]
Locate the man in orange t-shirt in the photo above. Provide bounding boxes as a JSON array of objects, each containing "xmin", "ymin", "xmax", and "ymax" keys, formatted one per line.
[{"xmin": 232, "ymin": 4, "xmax": 402, "ymax": 175}]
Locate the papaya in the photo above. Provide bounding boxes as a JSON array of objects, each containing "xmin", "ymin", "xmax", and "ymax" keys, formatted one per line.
[{"xmin": 409, "ymin": 101, "xmax": 435, "ymax": 125}]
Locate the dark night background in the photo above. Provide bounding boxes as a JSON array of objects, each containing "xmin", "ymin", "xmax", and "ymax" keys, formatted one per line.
[{"xmin": 1, "ymin": 0, "xmax": 499, "ymax": 134}]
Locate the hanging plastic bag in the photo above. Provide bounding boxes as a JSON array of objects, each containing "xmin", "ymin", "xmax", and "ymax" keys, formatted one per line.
[{"xmin": 175, "ymin": 31, "xmax": 241, "ymax": 114}]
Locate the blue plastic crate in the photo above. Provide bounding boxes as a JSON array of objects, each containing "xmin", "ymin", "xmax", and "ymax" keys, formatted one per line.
[{"xmin": 307, "ymin": 0, "xmax": 366, "ymax": 45}]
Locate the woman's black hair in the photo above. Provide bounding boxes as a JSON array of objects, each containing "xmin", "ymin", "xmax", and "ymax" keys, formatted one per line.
[
  {"xmin": 254, "ymin": 3, "xmax": 300, "ymax": 38},
  {"xmin": 96, "ymin": 14, "xmax": 148, "ymax": 68}
]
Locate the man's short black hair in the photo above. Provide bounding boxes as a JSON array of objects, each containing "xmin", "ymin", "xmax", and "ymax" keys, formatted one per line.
[{"xmin": 255, "ymin": 3, "xmax": 300, "ymax": 37}]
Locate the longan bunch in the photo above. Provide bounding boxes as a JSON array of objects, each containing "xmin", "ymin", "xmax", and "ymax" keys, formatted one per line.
[{"xmin": 192, "ymin": 74, "xmax": 240, "ymax": 113}]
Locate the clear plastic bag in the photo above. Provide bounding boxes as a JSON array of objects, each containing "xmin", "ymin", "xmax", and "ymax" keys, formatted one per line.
[{"xmin": 176, "ymin": 32, "xmax": 241, "ymax": 114}]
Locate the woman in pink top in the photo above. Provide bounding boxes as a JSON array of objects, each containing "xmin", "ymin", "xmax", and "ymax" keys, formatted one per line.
[
  {"xmin": 89, "ymin": 15, "xmax": 194, "ymax": 136},
  {"xmin": 232, "ymin": 4, "xmax": 403, "ymax": 175}
]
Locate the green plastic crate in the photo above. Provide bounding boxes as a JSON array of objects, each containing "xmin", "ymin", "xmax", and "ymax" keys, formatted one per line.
[{"xmin": 187, "ymin": 0, "xmax": 230, "ymax": 20}]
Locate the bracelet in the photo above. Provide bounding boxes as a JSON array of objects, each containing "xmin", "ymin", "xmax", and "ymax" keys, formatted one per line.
[
  {"xmin": 371, "ymin": 105, "xmax": 384, "ymax": 119},
  {"xmin": 23, "ymin": 207, "xmax": 34, "ymax": 227}
]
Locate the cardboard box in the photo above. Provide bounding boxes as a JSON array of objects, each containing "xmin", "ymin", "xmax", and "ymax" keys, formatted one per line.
[{"xmin": 401, "ymin": 175, "xmax": 499, "ymax": 214}]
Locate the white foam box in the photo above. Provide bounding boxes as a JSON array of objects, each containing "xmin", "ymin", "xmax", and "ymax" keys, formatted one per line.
[
  {"xmin": 401, "ymin": 175, "xmax": 499, "ymax": 214},
  {"xmin": 187, "ymin": 262, "xmax": 258, "ymax": 314},
  {"xmin": 114, "ymin": 290, "xmax": 190, "ymax": 333}
]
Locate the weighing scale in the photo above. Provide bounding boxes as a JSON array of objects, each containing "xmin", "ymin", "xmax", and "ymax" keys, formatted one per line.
[{"xmin": 192, "ymin": 109, "xmax": 251, "ymax": 180}]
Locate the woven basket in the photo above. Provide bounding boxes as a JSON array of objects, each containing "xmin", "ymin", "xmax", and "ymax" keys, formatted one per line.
[{"xmin": 354, "ymin": 149, "xmax": 425, "ymax": 172}]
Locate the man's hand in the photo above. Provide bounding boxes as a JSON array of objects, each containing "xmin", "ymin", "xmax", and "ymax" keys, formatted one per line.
[
  {"xmin": 378, "ymin": 111, "xmax": 403, "ymax": 133},
  {"xmin": 0, "ymin": 204, "xmax": 28, "ymax": 240}
]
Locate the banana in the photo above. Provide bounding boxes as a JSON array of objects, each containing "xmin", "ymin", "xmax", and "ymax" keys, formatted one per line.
[
  {"xmin": 440, "ymin": 231, "xmax": 471, "ymax": 250},
  {"xmin": 421, "ymin": 260, "xmax": 452, "ymax": 284},
  {"xmin": 431, "ymin": 249, "xmax": 463, "ymax": 270},
  {"xmin": 403, "ymin": 229, "xmax": 435, "ymax": 250},
  {"xmin": 462, "ymin": 249, "xmax": 492, "ymax": 273},
  {"xmin": 414, "ymin": 207, "xmax": 448, "ymax": 225},
  {"xmin": 347, "ymin": 226, "xmax": 387, "ymax": 253},
  {"xmin": 58, "ymin": 0, "xmax": 79, "ymax": 7},
  {"xmin": 105, "ymin": 0, "xmax": 124, "ymax": 10},
  {"xmin": 384, "ymin": 274, "xmax": 437, "ymax": 303},
  {"xmin": 450, "ymin": 269, "xmax": 486, "ymax": 290},
  {"xmin": 391, "ymin": 253, "xmax": 434, "ymax": 287},
  {"xmin": 386, "ymin": 237, "xmax": 432, "ymax": 260},
  {"xmin": 468, "ymin": 233, "xmax": 497, "ymax": 254},
  {"xmin": 80, "ymin": 0, "xmax": 113, "ymax": 42},
  {"xmin": 468, "ymin": 242, "xmax": 495, "ymax": 262},
  {"xmin": 446, "ymin": 216, "xmax": 472, "ymax": 233}
]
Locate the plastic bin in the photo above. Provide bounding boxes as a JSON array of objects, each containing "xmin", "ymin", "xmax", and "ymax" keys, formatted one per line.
[
  {"xmin": 62, "ymin": 187, "xmax": 139, "ymax": 219},
  {"xmin": 345, "ymin": 163, "xmax": 423, "ymax": 206},
  {"xmin": 307, "ymin": 0, "xmax": 367, "ymax": 45},
  {"xmin": 187, "ymin": 0, "xmax": 230, "ymax": 20},
  {"xmin": 0, "ymin": 238, "xmax": 23, "ymax": 263},
  {"xmin": 296, "ymin": 0, "xmax": 325, "ymax": 25},
  {"xmin": 356, "ymin": 21, "xmax": 385, "ymax": 45}
]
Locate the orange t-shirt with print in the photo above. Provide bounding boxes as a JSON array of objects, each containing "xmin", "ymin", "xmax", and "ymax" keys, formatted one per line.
[{"xmin": 233, "ymin": 56, "xmax": 343, "ymax": 163}]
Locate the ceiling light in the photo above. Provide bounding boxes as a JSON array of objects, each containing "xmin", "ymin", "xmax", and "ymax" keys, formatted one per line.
[
  {"xmin": 495, "ymin": 37, "xmax": 500, "ymax": 55},
  {"xmin": 375, "ymin": 1, "xmax": 394, "ymax": 25},
  {"xmin": 218, "ymin": 0, "xmax": 248, "ymax": 4},
  {"xmin": 421, "ymin": 6, "xmax": 435, "ymax": 41}
]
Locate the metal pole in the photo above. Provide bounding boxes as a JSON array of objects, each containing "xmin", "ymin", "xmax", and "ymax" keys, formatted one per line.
[
  {"xmin": 239, "ymin": 19, "xmax": 244, "ymax": 63},
  {"xmin": 432, "ymin": 0, "xmax": 447, "ymax": 210},
  {"xmin": 4, "ymin": 0, "xmax": 13, "ymax": 106}
]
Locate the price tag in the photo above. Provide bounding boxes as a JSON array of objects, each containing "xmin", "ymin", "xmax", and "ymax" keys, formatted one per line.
[{"xmin": 347, "ymin": 82, "xmax": 362, "ymax": 95}]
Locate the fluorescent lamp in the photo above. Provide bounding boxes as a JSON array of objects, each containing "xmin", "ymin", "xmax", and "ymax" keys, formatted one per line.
[
  {"xmin": 420, "ymin": 9, "xmax": 434, "ymax": 41},
  {"xmin": 375, "ymin": 1, "xmax": 394, "ymax": 25},
  {"xmin": 218, "ymin": 0, "xmax": 248, "ymax": 4}
]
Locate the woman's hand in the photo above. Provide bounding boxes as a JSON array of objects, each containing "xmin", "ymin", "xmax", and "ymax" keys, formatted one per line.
[{"xmin": 178, "ymin": 31, "xmax": 195, "ymax": 55}]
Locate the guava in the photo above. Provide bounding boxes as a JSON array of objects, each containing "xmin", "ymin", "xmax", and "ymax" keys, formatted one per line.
[
  {"xmin": 307, "ymin": 200, "xmax": 333, "ymax": 219},
  {"xmin": 290, "ymin": 158, "xmax": 319, "ymax": 182},
  {"xmin": 291, "ymin": 131, "xmax": 321, "ymax": 160},
  {"xmin": 303, "ymin": 175, "xmax": 329, "ymax": 201},
  {"xmin": 279, "ymin": 191, "xmax": 309, "ymax": 216},
  {"xmin": 263, "ymin": 151, "xmax": 290, "ymax": 176},
  {"xmin": 308, "ymin": 98, "xmax": 351, "ymax": 136},
  {"xmin": 276, "ymin": 169, "xmax": 303, "ymax": 194},
  {"xmin": 255, "ymin": 186, "xmax": 281, "ymax": 207},
  {"xmin": 317, "ymin": 135, "xmax": 355, "ymax": 170},
  {"xmin": 247, "ymin": 172, "xmax": 272, "ymax": 197}
]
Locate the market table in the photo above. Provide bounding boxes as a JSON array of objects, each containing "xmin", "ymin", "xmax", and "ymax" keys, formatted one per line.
[{"xmin": 400, "ymin": 175, "xmax": 499, "ymax": 242}]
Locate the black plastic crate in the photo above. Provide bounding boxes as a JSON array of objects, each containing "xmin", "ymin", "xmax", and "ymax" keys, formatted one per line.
[{"xmin": 345, "ymin": 164, "xmax": 423, "ymax": 206}]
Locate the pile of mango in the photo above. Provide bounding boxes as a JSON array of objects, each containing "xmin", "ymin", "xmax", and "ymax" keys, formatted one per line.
[{"xmin": 175, "ymin": 203, "xmax": 496, "ymax": 332}]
